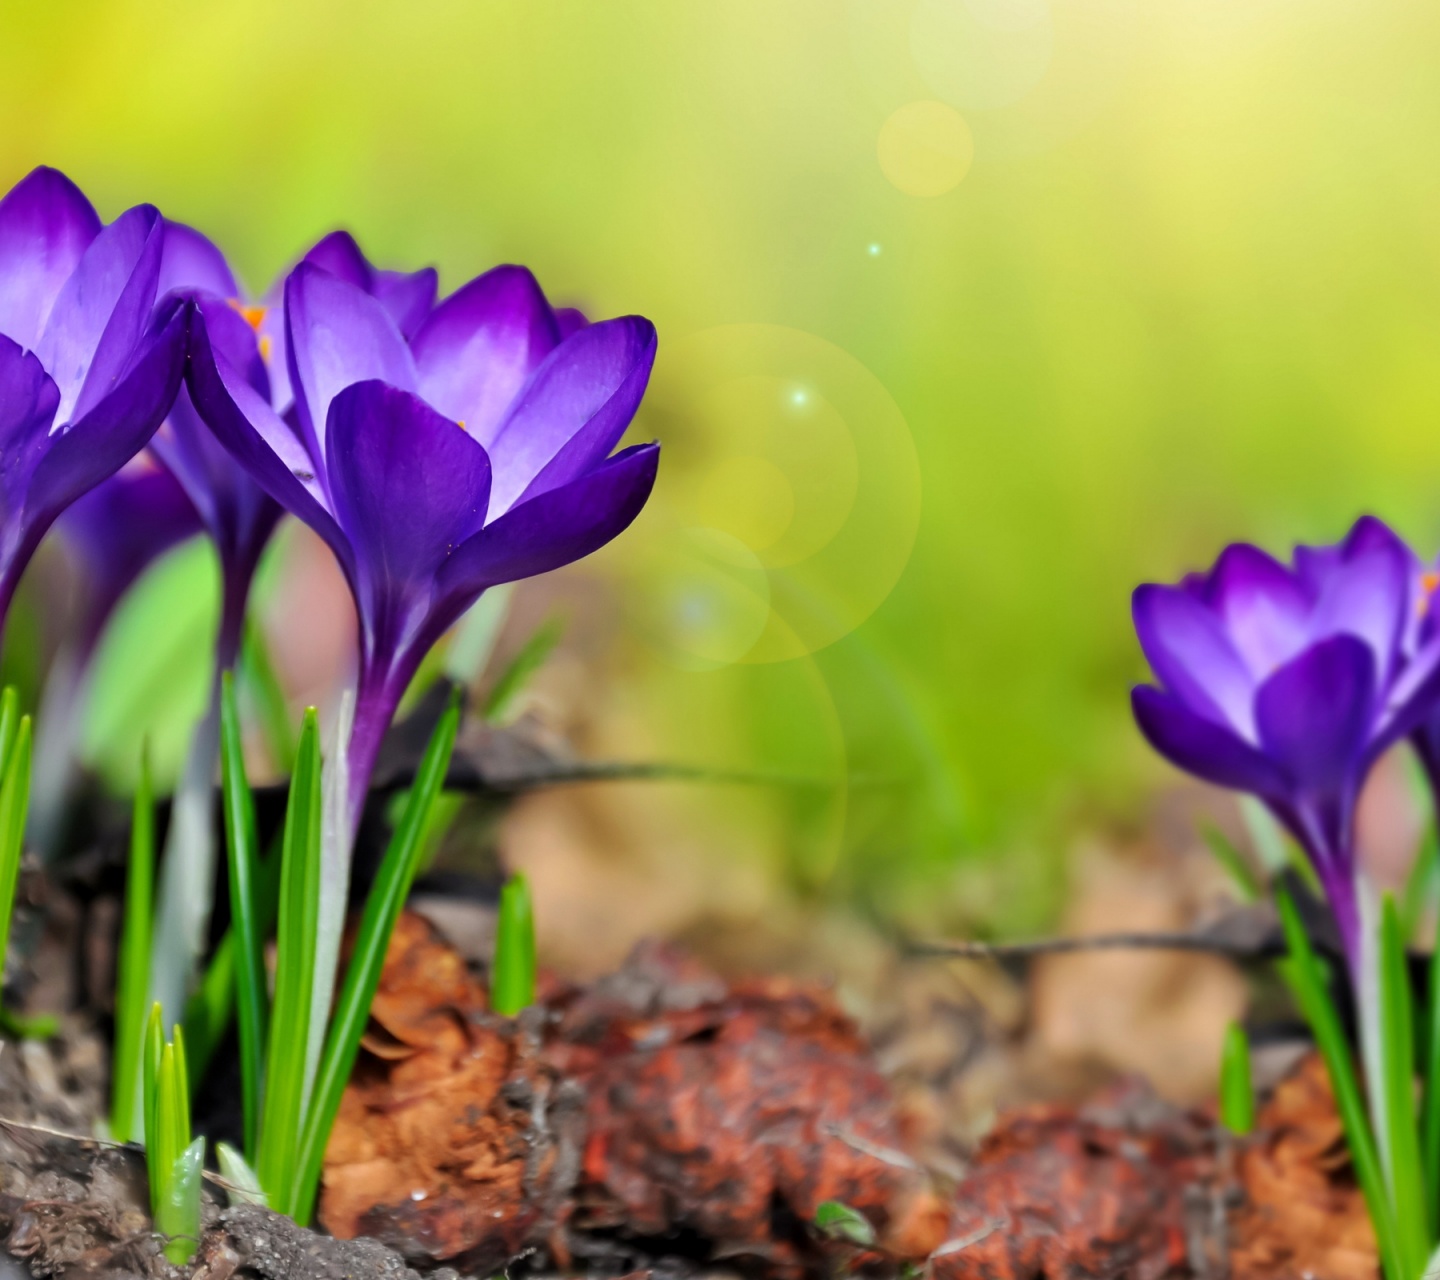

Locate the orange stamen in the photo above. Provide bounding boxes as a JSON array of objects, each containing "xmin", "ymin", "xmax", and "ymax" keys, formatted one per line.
[{"xmin": 227, "ymin": 298, "xmax": 268, "ymax": 332}]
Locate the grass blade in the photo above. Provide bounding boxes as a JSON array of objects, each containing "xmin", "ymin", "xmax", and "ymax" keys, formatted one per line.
[
  {"xmin": 491, "ymin": 873, "xmax": 536, "ymax": 1017},
  {"xmin": 1425, "ymin": 861, "xmax": 1440, "ymax": 1220},
  {"xmin": 183, "ymin": 836, "xmax": 284, "ymax": 1087},
  {"xmin": 1276, "ymin": 888, "xmax": 1404, "ymax": 1280},
  {"xmin": 0, "ymin": 714, "xmax": 34, "ymax": 1031},
  {"xmin": 1202, "ymin": 826, "xmax": 1262, "ymax": 904},
  {"xmin": 143, "ymin": 1003, "xmax": 162, "ymax": 1157},
  {"xmin": 483, "ymin": 615, "xmax": 563, "ymax": 724},
  {"xmin": 1379, "ymin": 893, "xmax": 1428, "ymax": 1263},
  {"xmin": 219, "ymin": 671, "xmax": 267, "ymax": 1160},
  {"xmin": 111, "ymin": 744, "xmax": 155, "ymax": 1143},
  {"xmin": 159, "ymin": 1136, "xmax": 204, "ymax": 1264},
  {"xmin": 289, "ymin": 694, "xmax": 460, "ymax": 1226},
  {"xmin": 1219, "ymin": 1021, "xmax": 1255, "ymax": 1136},
  {"xmin": 255, "ymin": 707, "xmax": 322, "ymax": 1211},
  {"xmin": 215, "ymin": 1140, "xmax": 267, "ymax": 1207},
  {"xmin": 0, "ymin": 686, "xmax": 19, "ymax": 778}
]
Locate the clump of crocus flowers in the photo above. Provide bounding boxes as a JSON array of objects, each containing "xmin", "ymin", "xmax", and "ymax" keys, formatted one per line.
[
  {"xmin": 0, "ymin": 165, "xmax": 657, "ymax": 1256},
  {"xmin": 1133, "ymin": 517, "xmax": 1440, "ymax": 1280}
]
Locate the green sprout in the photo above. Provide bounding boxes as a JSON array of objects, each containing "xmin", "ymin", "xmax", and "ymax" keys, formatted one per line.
[
  {"xmin": 110, "ymin": 743, "xmax": 154, "ymax": 1142},
  {"xmin": 1218, "ymin": 1021, "xmax": 1254, "ymax": 1137},
  {"xmin": 143, "ymin": 1005, "xmax": 204, "ymax": 1265},
  {"xmin": 490, "ymin": 873, "xmax": 536, "ymax": 1017}
]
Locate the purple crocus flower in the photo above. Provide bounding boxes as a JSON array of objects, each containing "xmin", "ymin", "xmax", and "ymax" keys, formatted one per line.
[
  {"xmin": 150, "ymin": 223, "xmax": 439, "ymax": 670},
  {"xmin": 1130, "ymin": 517, "xmax": 1440, "ymax": 969},
  {"xmin": 188, "ymin": 257, "xmax": 659, "ymax": 828},
  {"xmin": 0, "ymin": 167, "xmax": 187, "ymax": 637}
]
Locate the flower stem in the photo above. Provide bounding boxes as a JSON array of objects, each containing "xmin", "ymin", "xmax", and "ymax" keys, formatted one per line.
[{"xmin": 147, "ymin": 564, "xmax": 254, "ymax": 1032}]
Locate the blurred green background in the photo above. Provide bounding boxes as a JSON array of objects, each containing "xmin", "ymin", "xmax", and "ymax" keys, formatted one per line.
[{"xmin": 3, "ymin": 0, "xmax": 1439, "ymax": 935}]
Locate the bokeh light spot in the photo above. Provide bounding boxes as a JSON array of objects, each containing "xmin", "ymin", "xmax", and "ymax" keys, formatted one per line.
[
  {"xmin": 635, "ymin": 325, "xmax": 920, "ymax": 664},
  {"xmin": 694, "ymin": 454, "xmax": 795, "ymax": 553},
  {"xmin": 877, "ymin": 100, "xmax": 974, "ymax": 198}
]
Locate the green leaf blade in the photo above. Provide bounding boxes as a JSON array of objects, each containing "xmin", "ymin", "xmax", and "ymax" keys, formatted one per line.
[
  {"xmin": 111, "ymin": 746, "xmax": 155, "ymax": 1144},
  {"xmin": 1218, "ymin": 1021, "xmax": 1255, "ymax": 1136},
  {"xmin": 256, "ymin": 707, "xmax": 323, "ymax": 1213},
  {"xmin": 219, "ymin": 672, "xmax": 268, "ymax": 1160},
  {"xmin": 289, "ymin": 695, "xmax": 460, "ymax": 1226},
  {"xmin": 491, "ymin": 873, "xmax": 536, "ymax": 1017}
]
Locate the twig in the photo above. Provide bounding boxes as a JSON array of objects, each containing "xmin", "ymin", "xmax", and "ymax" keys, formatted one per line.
[
  {"xmin": 930, "ymin": 1218, "xmax": 1007, "ymax": 1259},
  {"xmin": 905, "ymin": 928, "xmax": 1272, "ymax": 963},
  {"xmin": 824, "ymin": 1123, "xmax": 922, "ymax": 1172}
]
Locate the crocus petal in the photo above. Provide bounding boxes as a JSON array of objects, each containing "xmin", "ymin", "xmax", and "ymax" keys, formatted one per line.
[
  {"xmin": 159, "ymin": 220, "xmax": 240, "ymax": 300},
  {"xmin": 373, "ymin": 266, "xmax": 438, "ymax": 339},
  {"xmin": 0, "ymin": 336, "xmax": 61, "ymax": 507},
  {"xmin": 302, "ymin": 230, "xmax": 373, "ymax": 291},
  {"xmin": 438, "ymin": 441, "xmax": 659, "ymax": 604},
  {"xmin": 412, "ymin": 265, "xmax": 560, "ymax": 448},
  {"xmin": 24, "ymin": 303, "xmax": 186, "ymax": 531},
  {"xmin": 1132, "ymin": 584, "xmax": 1257, "ymax": 739},
  {"xmin": 1254, "ymin": 635, "xmax": 1376, "ymax": 793},
  {"xmin": 187, "ymin": 304, "xmax": 346, "ymax": 560},
  {"xmin": 1201, "ymin": 543, "xmax": 1312, "ymax": 679},
  {"xmin": 0, "ymin": 167, "xmax": 100, "ymax": 352},
  {"xmin": 554, "ymin": 307, "xmax": 588, "ymax": 339},
  {"xmin": 326, "ymin": 380, "xmax": 491, "ymax": 615},
  {"xmin": 1308, "ymin": 516, "xmax": 1412, "ymax": 681},
  {"xmin": 36, "ymin": 204, "xmax": 164, "ymax": 425},
  {"xmin": 486, "ymin": 316, "xmax": 658, "ymax": 514},
  {"xmin": 1131, "ymin": 685, "xmax": 1287, "ymax": 796},
  {"xmin": 284, "ymin": 263, "xmax": 418, "ymax": 460},
  {"xmin": 61, "ymin": 462, "xmax": 201, "ymax": 622}
]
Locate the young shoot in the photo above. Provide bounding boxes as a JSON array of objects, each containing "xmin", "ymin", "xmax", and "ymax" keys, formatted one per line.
[
  {"xmin": 491, "ymin": 873, "xmax": 536, "ymax": 1017},
  {"xmin": 143, "ymin": 1005, "xmax": 203, "ymax": 1265}
]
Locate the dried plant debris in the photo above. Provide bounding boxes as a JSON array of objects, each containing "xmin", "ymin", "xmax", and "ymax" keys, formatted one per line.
[
  {"xmin": 320, "ymin": 919, "xmax": 947, "ymax": 1275},
  {"xmin": 930, "ymin": 1081, "xmax": 1213, "ymax": 1280},
  {"xmin": 1229, "ymin": 1052, "xmax": 1377, "ymax": 1280}
]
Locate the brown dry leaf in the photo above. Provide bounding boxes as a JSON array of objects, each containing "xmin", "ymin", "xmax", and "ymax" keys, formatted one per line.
[
  {"xmin": 1230, "ymin": 1052, "xmax": 1377, "ymax": 1280},
  {"xmin": 564, "ymin": 946, "xmax": 948, "ymax": 1270},
  {"xmin": 321, "ymin": 925, "xmax": 947, "ymax": 1276},
  {"xmin": 319, "ymin": 913, "xmax": 569, "ymax": 1273},
  {"xmin": 931, "ymin": 1083, "xmax": 1207, "ymax": 1280}
]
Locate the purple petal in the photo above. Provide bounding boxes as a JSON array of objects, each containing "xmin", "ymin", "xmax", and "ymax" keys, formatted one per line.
[
  {"xmin": 1199, "ymin": 543, "xmax": 1311, "ymax": 678},
  {"xmin": 0, "ymin": 336, "xmax": 60, "ymax": 508},
  {"xmin": 35, "ymin": 204, "xmax": 164, "ymax": 424},
  {"xmin": 1254, "ymin": 635, "xmax": 1376, "ymax": 793},
  {"xmin": 554, "ymin": 307, "xmax": 588, "ymax": 339},
  {"xmin": 1132, "ymin": 685, "xmax": 1287, "ymax": 796},
  {"xmin": 1132, "ymin": 583, "xmax": 1257, "ymax": 739},
  {"xmin": 437, "ymin": 441, "xmax": 659, "ymax": 606},
  {"xmin": 1308, "ymin": 516, "xmax": 1413, "ymax": 681},
  {"xmin": 151, "ymin": 386, "xmax": 282, "ymax": 576},
  {"xmin": 187, "ymin": 303, "xmax": 346, "ymax": 560},
  {"xmin": 61, "ymin": 461, "xmax": 201, "ymax": 627},
  {"xmin": 159, "ymin": 220, "xmax": 239, "ymax": 300},
  {"xmin": 302, "ymin": 230, "xmax": 373, "ymax": 291},
  {"xmin": 326, "ymin": 381, "xmax": 491, "ymax": 626},
  {"xmin": 284, "ymin": 263, "xmax": 417, "ymax": 461},
  {"xmin": 412, "ymin": 265, "xmax": 561, "ymax": 448},
  {"xmin": 0, "ymin": 167, "xmax": 100, "ymax": 352},
  {"xmin": 373, "ymin": 266, "xmax": 438, "ymax": 339},
  {"xmin": 486, "ymin": 316, "xmax": 658, "ymax": 514},
  {"xmin": 24, "ymin": 303, "xmax": 186, "ymax": 533}
]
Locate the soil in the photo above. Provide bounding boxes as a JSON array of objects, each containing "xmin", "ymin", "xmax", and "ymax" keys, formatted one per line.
[{"xmin": 0, "ymin": 812, "xmax": 1381, "ymax": 1280}]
